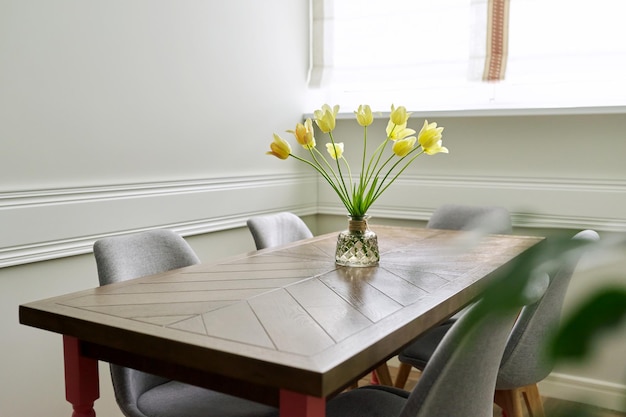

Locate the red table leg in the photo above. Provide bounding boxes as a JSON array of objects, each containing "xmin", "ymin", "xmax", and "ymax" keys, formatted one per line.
[
  {"xmin": 280, "ymin": 389, "xmax": 325, "ymax": 417},
  {"xmin": 63, "ymin": 336, "xmax": 100, "ymax": 417}
]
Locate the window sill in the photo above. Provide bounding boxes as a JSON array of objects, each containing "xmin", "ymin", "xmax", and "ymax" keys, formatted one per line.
[{"xmin": 305, "ymin": 105, "xmax": 626, "ymax": 120}]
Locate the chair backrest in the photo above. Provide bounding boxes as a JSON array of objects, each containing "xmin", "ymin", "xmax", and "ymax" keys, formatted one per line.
[
  {"xmin": 246, "ymin": 212, "xmax": 313, "ymax": 250},
  {"xmin": 93, "ymin": 229, "xmax": 201, "ymax": 413},
  {"xmin": 426, "ymin": 204, "xmax": 513, "ymax": 235},
  {"xmin": 496, "ymin": 229, "xmax": 600, "ymax": 389},
  {"xmin": 400, "ymin": 273, "xmax": 550, "ymax": 417},
  {"xmin": 94, "ymin": 229, "xmax": 200, "ymax": 285}
]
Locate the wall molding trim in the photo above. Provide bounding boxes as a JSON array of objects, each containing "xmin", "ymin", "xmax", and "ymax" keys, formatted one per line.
[
  {"xmin": 2, "ymin": 172, "xmax": 625, "ymax": 267},
  {"xmin": 317, "ymin": 174, "xmax": 626, "ymax": 232},
  {"xmin": 0, "ymin": 174, "xmax": 318, "ymax": 268}
]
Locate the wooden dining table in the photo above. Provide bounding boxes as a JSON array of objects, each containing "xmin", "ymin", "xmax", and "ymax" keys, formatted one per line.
[{"xmin": 19, "ymin": 225, "xmax": 543, "ymax": 417}]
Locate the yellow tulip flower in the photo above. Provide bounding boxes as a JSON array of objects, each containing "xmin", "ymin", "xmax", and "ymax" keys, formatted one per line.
[
  {"xmin": 287, "ymin": 118, "xmax": 316, "ymax": 149},
  {"xmin": 418, "ymin": 120, "xmax": 448, "ymax": 155},
  {"xmin": 267, "ymin": 103, "xmax": 448, "ymax": 218},
  {"xmin": 392, "ymin": 136, "xmax": 416, "ymax": 157},
  {"xmin": 423, "ymin": 140, "xmax": 449, "ymax": 155},
  {"xmin": 355, "ymin": 104, "xmax": 373, "ymax": 127},
  {"xmin": 386, "ymin": 120, "xmax": 416, "ymax": 141},
  {"xmin": 267, "ymin": 133, "xmax": 292, "ymax": 159},
  {"xmin": 326, "ymin": 142, "xmax": 344, "ymax": 160},
  {"xmin": 390, "ymin": 104, "xmax": 411, "ymax": 125},
  {"xmin": 314, "ymin": 104, "xmax": 339, "ymax": 133}
]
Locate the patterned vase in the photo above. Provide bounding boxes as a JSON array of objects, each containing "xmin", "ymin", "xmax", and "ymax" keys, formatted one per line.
[{"xmin": 335, "ymin": 215, "xmax": 380, "ymax": 267}]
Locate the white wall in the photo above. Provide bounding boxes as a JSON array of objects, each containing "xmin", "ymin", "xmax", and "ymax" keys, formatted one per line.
[
  {"xmin": 0, "ymin": 0, "xmax": 312, "ymax": 415},
  {"xmin": 0, "ymin": 0, "xmax": 318, "ymax": 266},
  {"xmin": 1, "ymin": 0, "xmax": 310, "ymax": 189},
  {"xmin": 2, "ymin": 253, "xmax": 125, "ymax": 416}
]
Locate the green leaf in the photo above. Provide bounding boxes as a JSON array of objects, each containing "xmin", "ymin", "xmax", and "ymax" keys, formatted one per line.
[{"xmin": 548, "ymin": 287, "xmax": 626, "ymax": 360}]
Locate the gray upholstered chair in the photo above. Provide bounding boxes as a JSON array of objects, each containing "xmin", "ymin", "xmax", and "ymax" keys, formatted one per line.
[
  {"xmin": 326, "ymin": 273, "xmax": 549, "ymax": 417},
  {"xmin": 392, "ymin": 204, "xmax": 513, "ymax": 387},
  {"xmin": 426, "ymin": 203, "xmax": 513, "ymax": 234},
  {"xmin": 493, "ymin": 229, "xmax": 600, "ymax": 417},
  {"xmin": 395, "ymin": 229, "xmax": 600, "ymax": 417},
  {"xmin": 93, "ymin": 229, "xmax": 277, "ymax": 417},
  {"xmin": 246, "ymin": 212, "xmax": 313, "ymax": 250}
]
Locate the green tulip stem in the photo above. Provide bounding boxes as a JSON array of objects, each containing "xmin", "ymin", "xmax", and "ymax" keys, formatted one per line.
[
  {"xmin": 290, "ymin": 154, "xmax": 352, "ymax": 212},
  {"xmin": 371, "ymin": 147, "xmax": 425, "ymax": 205},
  {"xmin": 359, "ymin": 126, "xmax": 368, "ymax": 195},
  {"xmin": 327, "ymin": 131, "xmax": 352, "ymax": 206},
  {"xmin": 364, "ymin": 137, "xmax": 391, "ymax": 187},
  {"xmin": 309, "ymin": 146, "xmax": 353, "ymax": 210}
]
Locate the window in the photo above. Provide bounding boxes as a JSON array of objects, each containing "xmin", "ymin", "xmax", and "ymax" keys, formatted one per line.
[{"xmin": 309, "ymin": 0, "xmax": 626, "ymax": 113}]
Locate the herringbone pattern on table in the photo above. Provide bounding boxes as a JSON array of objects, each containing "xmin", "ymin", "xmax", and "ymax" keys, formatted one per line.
[{"xmin": 59, "ymin": 229, "xmax": 539, "ymax": 358}]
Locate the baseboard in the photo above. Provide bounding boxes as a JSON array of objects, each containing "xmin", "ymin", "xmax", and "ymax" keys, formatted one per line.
[
  {"xmin": 386, "ymin": 363, "xmax": 626, "ymax": 412},
  {"xmin": 386, "ymin": 361, "xmax": 626, "ymax": 412},
  {"xmin": 539, "ymin": 372, "xmax": 626, "ymax": 412}
]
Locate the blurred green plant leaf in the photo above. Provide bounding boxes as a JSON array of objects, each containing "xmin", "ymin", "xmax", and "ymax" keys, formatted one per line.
[
  {"xmin": 479, "ymin": 233, "xmax": 597, "ymax": 314},
  {"xmin": 548, "ymin": 286, "xmax": 626, "ymax": 360}
]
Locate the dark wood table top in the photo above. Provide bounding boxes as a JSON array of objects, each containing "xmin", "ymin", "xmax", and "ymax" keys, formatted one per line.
[{"xmin": 19, "ymin": 226, "xmax": 543, "ymax": 406}]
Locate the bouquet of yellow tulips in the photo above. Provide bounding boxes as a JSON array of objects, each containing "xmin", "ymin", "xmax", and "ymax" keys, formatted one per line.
[{"xmin": 268, "ymin": 104, "xmax": 448, "ymax": 218}]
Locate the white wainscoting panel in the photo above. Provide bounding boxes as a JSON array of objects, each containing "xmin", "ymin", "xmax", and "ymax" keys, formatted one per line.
[
  {"xmin": 0, "ymin": 174, "xmax": 318, "ymax": 268},
  {"xmin": 317, "ymin": 174, "xmax": 626, "ymax": 232},
  {"xmin": 3, "ymin": 172, "xmax": 625, "ymax": 267}
]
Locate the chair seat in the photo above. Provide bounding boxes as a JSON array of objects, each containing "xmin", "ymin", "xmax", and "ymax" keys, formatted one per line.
[
  {"xmin": 137, "ymin": 381, "xmax": 276, "ymax": 417},
  {"xmin": 326, "ymin": 386, "xmax": 409, "ymax": 417},
  {"xmin": 398, "ymin": 319, "xmax": 455, "ymax": 370}
]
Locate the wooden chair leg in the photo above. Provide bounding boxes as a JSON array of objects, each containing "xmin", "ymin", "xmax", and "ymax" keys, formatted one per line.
[
  {"xmin": 374, "ymin": 363, "xmax": 393, "ymax": 386},
  {"xmin": 521, "ymin": 384, "xmax": 545, "ymax": 417},
  {"xmin": 495, "ymin": 388, "xmax": 524, "ymax": 417},
  {"xmin": 393, "ymin": 362, "xmax": 413, "ymax": 389}
]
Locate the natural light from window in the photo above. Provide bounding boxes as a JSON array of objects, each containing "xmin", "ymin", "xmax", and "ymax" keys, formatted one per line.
[{"xmin": 308, "ymin": 0, "xmax": 626, "ymax": 114}]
